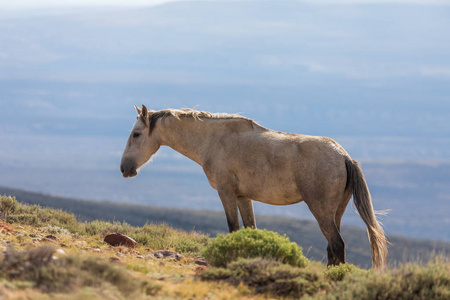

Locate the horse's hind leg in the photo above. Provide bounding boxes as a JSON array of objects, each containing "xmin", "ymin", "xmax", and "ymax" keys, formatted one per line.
[
  {"xmin": 325, "ymin": 220, "xmax": 345, "ymax": 266},
  {"xmin": 307, "ymin": 200, "xmax": 346, "ymax": 266},
  {"xmin": 335, "ymin": 191, "xmax": 352, "ymax": 232},
  {"xmin": 237, "ymin": 197, "xmax": 257, "ymax": 228},
  {"xmin": 318, "ymin": 217, "xmax": 345, "ymax": 266}
]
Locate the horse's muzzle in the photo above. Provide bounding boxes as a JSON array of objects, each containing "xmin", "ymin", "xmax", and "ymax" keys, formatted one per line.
[
  {"xmin": 121, "ymin": 166, "xmax": 137, "ymax": 178},
  {"xmin": 120, "ymin": 158, "xmax": 138, "ymax": 178}
]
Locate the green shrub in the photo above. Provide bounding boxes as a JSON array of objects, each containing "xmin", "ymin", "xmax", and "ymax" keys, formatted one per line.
[
  {"xmin": 324, "ymin": 263, "xmax": 364, "ymax": 281},
  {"xmin": 202, "ymin": 227, "xmax": 309, "ymax": 267},
  {"xmin": 0, "ymin": 195, "xmax": 18, "ymax": 219},
  {"xmin": 173, "ymin": 237, "xmax": 205, "ymax": 254},
  {"xmin": 82, "ymin": 220, "xmax": 133, "ymax": 236},
  {"xmin": 7, "ymin": 213, "xmax": 39, "ymax": 225},
  {"xmin": 201, "ymin": 257, "xmax": 329, "ymax": 298}
]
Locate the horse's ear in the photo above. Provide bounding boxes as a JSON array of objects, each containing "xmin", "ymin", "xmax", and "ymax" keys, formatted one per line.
[
  {"xmin": 141, "ymin": 104, "xmax": 148, "ymax": 119},
  {"xmin": 134, "ymin": 104, "xmax": 141, "ymax": 115}
]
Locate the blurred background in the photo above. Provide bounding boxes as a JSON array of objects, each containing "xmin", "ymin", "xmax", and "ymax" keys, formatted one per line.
[{"xmin": 1, "ymin": 0, "xmax": 449, "ymax": 241}]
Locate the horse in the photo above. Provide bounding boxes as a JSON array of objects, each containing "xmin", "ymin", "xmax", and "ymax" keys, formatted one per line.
[{"xmin": 120, "ymin": 104, "xmax": 388, "ymax": 269}]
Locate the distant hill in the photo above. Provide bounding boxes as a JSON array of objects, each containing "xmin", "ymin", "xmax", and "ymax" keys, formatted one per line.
[{"xmin": 1, "ymin": 186, "xmax": 448, "ymax": 268}]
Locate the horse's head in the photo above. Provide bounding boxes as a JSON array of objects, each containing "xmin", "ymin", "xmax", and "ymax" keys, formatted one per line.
[{"xmin": 120, "ymin": 104, "xmax": 161, "ymax": 178}]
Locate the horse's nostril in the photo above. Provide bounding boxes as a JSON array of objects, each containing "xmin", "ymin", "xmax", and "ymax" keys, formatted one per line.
[{"xmin": 120, "ymin": 165, "xmax": 124, "ymax": 173}]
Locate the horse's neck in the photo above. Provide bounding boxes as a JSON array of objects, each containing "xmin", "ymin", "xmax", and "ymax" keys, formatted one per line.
[{"xmin": 158, "ymin": 117, "xmax": 213, "ymax": 165}]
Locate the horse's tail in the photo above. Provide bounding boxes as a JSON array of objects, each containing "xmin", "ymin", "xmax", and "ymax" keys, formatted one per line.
[{"xmin": 345, "ymin": 157, "xmax": 388, "ymax": 270}]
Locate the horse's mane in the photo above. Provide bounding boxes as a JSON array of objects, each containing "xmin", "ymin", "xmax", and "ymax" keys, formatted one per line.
[{"xmin": 148, "ymin": 108, "xmax": 260, "ymax": 133}]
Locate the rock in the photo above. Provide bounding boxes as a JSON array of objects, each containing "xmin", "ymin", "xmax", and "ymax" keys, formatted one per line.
[
  {"xmin": 42, "ymin": 236, "xmax": 58, "ymax": 243},
  {"xmin": 137, "ymin": 255, "xmax": 144, "ymax": 259},
  {"xmin": 195, "ymin": 257, "xmax": 208, "ymax": 266},
  {"xmin": 56, "ymin": 249, "xmax": 66, "ymax": 255},
  {"xmin": 93, "ymin": 248, "xmax": 101, "ymax": 252},
  {"xmin": 104, "ymin": 233, "xmax": 137, "ymax": 247},
  {"xmin": 109, "ymin": 256, "xmax": 122, "ymax": 263},
  {"xmin": 147, "ymin": 250, "xmax": 183, "ymax": 261},
  {"xmin": 43, "ymin": 235, "xmax": 60, "ymax": 242}
]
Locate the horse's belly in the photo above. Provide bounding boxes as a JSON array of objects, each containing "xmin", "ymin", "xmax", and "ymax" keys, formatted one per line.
[
  {"xmin": 239, "ymin": 178, "xmax": 303, "ymax": 205},
  {"xmin": 253, "ymin": 192, "xmax": 303, "ymax": 205}
]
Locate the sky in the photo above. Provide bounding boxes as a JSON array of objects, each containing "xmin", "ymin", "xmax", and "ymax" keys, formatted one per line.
[
  {"xmin": 0, "ymin": 0, "xmax": 449, "ymax": 239},
  {"xmin": 0, "ymin": 0, "xmax": 169, "ymax": 9},
  {"xmin": 2, "ymin": 0, "xmax": 450, "ymax": 9},
  {"xmin": 1, "ymin": 0, "xmax": 449, "ymax": 165}
]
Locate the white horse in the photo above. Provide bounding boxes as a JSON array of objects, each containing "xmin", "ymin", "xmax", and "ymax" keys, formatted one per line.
[{"xmin": 120, "ymin": 105, "xmax": 388, "ymax": 269}]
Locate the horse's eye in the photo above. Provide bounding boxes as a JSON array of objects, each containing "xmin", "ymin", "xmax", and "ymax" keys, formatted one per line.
[{"xmin": 133, "ymin": 132, "xmax": 141, "ymax": 138}]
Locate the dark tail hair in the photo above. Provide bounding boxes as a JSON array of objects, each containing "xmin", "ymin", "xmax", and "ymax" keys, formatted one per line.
[{"xmin": 346, "ymin": 158, "xmax": 388, "ymax": 270}]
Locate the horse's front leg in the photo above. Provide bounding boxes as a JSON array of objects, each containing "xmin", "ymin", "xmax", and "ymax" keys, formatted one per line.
[
  {"xmin": 237, "ymin": 197, "xmax": 256, "ymax": 228},
  {"xmin": 218, "ymin": 187, "xmax": 240, "ymax": 232}
]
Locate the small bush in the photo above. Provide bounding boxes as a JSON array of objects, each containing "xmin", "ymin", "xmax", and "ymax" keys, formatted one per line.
[
  {"xmin": 82, "ymin": 220, "xmax": 133, "ymax": 236},
  {"xmin": 0, "ymin": 195, "xmax": 18, "ymax": 219},
  {"xmin": 201, "ymin": 258, "xmax": 330, "ymax": 298},
  {"xmin": 173, "ymin": 237, "xmax": 205, "ymax": 253},
  {"xmin": 202, "ymin": 227, "xmax": 309, "ymax": 268},
  {"xmin": 325, "ymin": 263, "xmax": 364, "ymax": 281},
  {"xmin": 7, "ymin": 213, "xmax": 39, "ymax": 225}
]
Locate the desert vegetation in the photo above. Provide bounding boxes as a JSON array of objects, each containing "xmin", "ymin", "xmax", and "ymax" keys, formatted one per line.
[
  {"xmin": 2, "ymin": 186, "xmax": 448, "ymax": 268},
  {"xmin": 1, "ymin": 194, "xmax": 449, "ymax": 299},
  {"xmin": 203, "ymin": 227, "xmax": 309, "ymax": 268}
]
